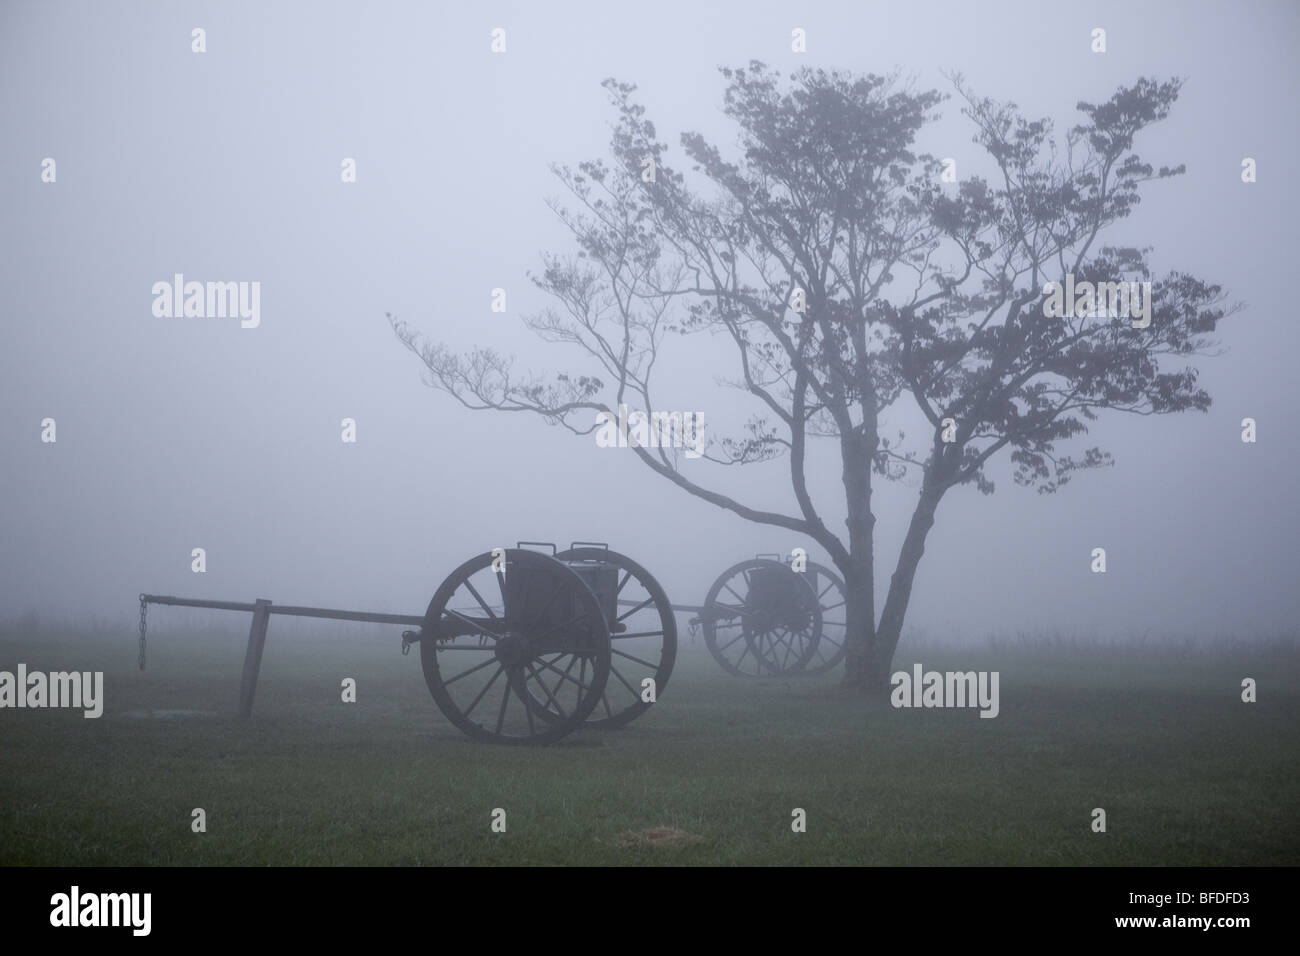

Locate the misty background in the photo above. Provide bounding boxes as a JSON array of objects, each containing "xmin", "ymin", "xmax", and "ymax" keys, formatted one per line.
[{"xmin": 1, "ymin": 0, "xmax": 1296, "ymax": 643}]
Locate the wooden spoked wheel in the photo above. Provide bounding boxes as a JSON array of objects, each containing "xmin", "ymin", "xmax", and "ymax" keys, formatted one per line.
[
  {"xmin": 420, "ymin": 549, "xmax": 611, "ymax": 745},
  {"xmin": 701, "ymin": 558, "xmax": 823, "ymax": 677},
  {"xmin": 798, "ymin": 561, "xmax": 849, "ymax": 675},
  {"xmin": 554, "ymin": 546, "xmax": 677, "ymax": 729}
]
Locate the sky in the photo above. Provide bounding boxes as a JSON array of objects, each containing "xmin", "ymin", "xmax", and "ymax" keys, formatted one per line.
[{"xmin": 1, "ymin": 0, "xmax": 1297, "ymax": 642}]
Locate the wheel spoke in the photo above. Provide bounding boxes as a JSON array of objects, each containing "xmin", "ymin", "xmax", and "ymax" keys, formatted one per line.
[
  {"xmin": 533, "ymin": 655, "xmax": 595, "ymax": 693},
  {"xmin": 717, "ymin": 631, "xmax": 748, "ymax": 653},
  {"xmin": 617, "ymin": 596, "xmax": 654, "ymax": 622},
  {"xmin": 812, "ymin": 635, "xmax": 842, "ymax": 663},
  {"xmin": 612, "ymin": 648, "xmax": 660, "ymax": 670},
  {"xmin": 442, "ymin": 656, "xmax": 498, "ymax": 686},
  {"xmin": 463, "ymin": 578, "xmax": 500, "ymax": 620},
  {"xmin": 548, "ymin": 654, "xmax": 578, "ymax": 702},
  {"xmin": 767, "ymin": 628, "xmax": 794, "ymax": 667},
  {"xmin": 494, "ymin": 672, "xmax": 512, "ymax": 734},
  {"xmin": 607, "ymin": 662, "xmax": 640, "ymax": 698},
  {"xmin": 464, "ymin": 663, "xmax": 505, "ymax": 719},
  {"xmin": 734, "ymin": 640, "xmax": 754, "ymax": 669},
  {"xmin": 780, "ymin": 629, "xmax": 796, "ymax": 669},
  {"xmin": 526, "ymin": 661, "xmax": 567, "ymax": 718},
  {"xmin": 516, "ymin": 673, "xmax": 537, "ymax": 735}
]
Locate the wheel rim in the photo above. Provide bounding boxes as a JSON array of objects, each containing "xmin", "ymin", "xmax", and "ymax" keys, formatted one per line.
[
  {"xmin": 551, "ymin": 547, "xmax": 677, "ymax": 729},
  {"xmin": 799, "ymin": 561, "xmax": 848, "ymax": 675},
  {"xmin": 420, "ymin": 549, "xmax": 611, "ymax": 745},
  {"xmin": 701, "ymin": 559, "xmax": 823, "ymax": 677}
]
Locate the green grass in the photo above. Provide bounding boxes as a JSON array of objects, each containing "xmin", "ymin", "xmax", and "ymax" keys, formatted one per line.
[{"xmin": 1, "ymin": 626, "xmax": 1297, "ymax": 865}]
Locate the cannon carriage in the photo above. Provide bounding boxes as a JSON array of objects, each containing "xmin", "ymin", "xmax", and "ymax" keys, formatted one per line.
[
  {"xmin": 138, "ymin": 541, "xmax": 847, "ymax": 745},
  {"xmin": 417, "ymin": 543, "xmax": 677, "ymax": 744}
]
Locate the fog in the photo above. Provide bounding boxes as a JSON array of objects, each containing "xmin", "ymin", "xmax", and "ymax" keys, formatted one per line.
[{"xmin": 2, "ymin": 0, "xmax": 1296, "ymax": 642}]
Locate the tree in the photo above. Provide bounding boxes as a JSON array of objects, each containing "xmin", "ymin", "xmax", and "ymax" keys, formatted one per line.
[{"xmin": 390, "ymin": 62, "xmax": 1235, "ymax": 693}]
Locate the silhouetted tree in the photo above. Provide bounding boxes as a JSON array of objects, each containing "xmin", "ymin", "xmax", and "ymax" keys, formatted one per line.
[{"xmin": 391, "ymin": 62, "xmax": 1234, "ymax": 693}]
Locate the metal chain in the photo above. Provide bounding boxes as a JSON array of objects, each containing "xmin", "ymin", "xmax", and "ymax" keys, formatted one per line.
[{"xmin": 138, "ymin": 594, "xmax": 148, "ymax": 671}]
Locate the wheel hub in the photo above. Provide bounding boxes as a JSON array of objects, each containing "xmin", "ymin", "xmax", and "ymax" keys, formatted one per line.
[{"xmin": 494, "ymin": 632, "xmax": 531, "ymax": 667}]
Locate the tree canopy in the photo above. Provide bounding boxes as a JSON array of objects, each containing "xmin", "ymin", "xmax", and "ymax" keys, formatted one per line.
[{"xmin": 391, "ymin": 62, "xmax": 1234, "ymax": 689}]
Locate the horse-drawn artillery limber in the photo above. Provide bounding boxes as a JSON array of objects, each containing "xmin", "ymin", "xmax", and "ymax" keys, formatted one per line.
[
  {"xmin": 138, "ymin": 541, "xmax": 847, "ymax": 745},
  {"xmin": 685, "ymin": 555, "xmax": 847, "ymax": 679}
]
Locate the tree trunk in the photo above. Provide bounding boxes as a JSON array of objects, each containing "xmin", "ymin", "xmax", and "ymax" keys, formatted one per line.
[
  {"xmin": 839, "ymin": 429, "xmax": 877, "ymax": 690},
  {"xmin": 838, "ymin": 558, "xmax": 875, "ymax": 690},
  {"xmin": 869, "ymin": 483, "xmax": 944, "ymax": 694}
]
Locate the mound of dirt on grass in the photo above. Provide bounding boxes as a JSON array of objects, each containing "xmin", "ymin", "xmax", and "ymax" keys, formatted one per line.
[{"xmin": 612, "ymin": 826, "xmax": 703, "ymax": 849}]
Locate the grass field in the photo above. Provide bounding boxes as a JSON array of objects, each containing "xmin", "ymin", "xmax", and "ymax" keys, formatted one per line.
[{"xmin": 1, "ymin": 624, "xmax": 1297, "ymax": 865}]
